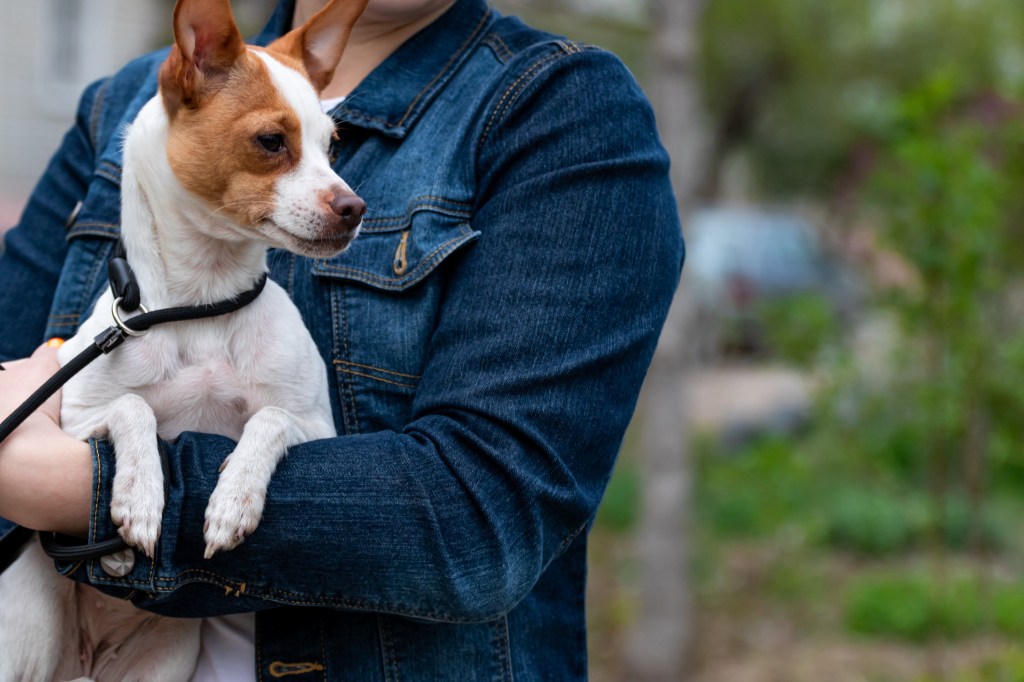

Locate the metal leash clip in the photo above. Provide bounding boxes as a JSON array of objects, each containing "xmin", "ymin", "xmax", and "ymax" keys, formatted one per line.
[{"xmin": 110, "ymin": 298, "xmax": 150, "ymax": 338}]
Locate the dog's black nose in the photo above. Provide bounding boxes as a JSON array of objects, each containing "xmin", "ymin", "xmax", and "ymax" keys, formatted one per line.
[{"xmin": 330, "ymin": 193, "xmax": 366, "ymax": 230}]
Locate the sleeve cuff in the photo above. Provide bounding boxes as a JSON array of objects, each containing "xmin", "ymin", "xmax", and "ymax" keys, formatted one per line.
[{"xmin": 54, "ymin": 438, "xmax": 156, "ymax": 597}]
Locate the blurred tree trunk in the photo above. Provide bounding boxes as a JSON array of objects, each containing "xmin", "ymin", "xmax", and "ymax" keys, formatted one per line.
[{"xmin": 625, "ymin": 0, "xmax": 708, "ymax": 680}]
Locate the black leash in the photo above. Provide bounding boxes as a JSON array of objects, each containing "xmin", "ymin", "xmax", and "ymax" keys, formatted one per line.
[{"xmin": 0, "ymin": 248, "xmax": 268, "ymax": 565}]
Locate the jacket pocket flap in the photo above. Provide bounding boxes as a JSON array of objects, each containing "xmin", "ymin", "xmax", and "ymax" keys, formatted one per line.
[
  {"xmin": 311, "ymin": 209, "xmax": 479, "ymax": 291},
  {"xmin": 67, "ymin": 166, "xmax": 122, "ymax": 241}
]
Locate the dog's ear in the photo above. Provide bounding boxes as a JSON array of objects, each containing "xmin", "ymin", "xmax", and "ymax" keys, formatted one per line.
[
  {"xmin": 159, "ymin": 0, "xmax": 245, "ymax": 113},
  {"xmin": 268, "ymin": 0, "xmax": 369, "ymax": 92}
]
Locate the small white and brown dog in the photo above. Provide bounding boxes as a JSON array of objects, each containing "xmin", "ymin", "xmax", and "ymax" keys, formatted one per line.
[{"xmin": 0, "ymin": 0, "xmax": 367, "ymax": 678}]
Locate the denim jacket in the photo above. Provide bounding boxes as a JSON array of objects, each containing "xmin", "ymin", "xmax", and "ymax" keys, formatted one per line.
[{"xmin": 0, "ymin": 0, "xmax": 682, "ymax": 678}]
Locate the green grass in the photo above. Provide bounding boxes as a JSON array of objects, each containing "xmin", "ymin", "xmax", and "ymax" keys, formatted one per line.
[
  {"xmin": 822, "ymin": 488, "xmax": 1007, "ymax": 556},
  {"xmin": 698, "ymin": 435, "xmax": 818, "ymax": 538},
  {"xmin": 697, "ymin": 429, "xmax": 1012, "ymax": 556},
  {"xmin": 845, "ymin": 570, "xmax": 1024, "ymax": 642},
  {"xmin": 845, "ymin": 571, "xmax": 983, "ymax": 641}
]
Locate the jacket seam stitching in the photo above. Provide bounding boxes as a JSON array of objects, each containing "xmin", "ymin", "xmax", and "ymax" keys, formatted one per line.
[
  {"xmin": 95, "ymin": 166, "xmax": 120, "ymax": 185},
  {"xmin": 314, "ymin": 233, "xmax": 474, "ymax": 288},
  {"xmin": 483, "ymin": 33, "xmax": 513, "ymax": 63},
  {"xmin": 91, "ymin": 439, "xmax": 101, "ymax": 544},
  {"xmin": 557, "ymin": 521, "xmax": 588, "ymax": 554},
  {"xmin": 477, "ymin": 49, "xmax": 571, "ymax": 156},
  {"xmin": 71, "ymin": 221, "xmax": 119, "ymax": 230},
  {"xmin": 490, "ymin": 50, "xmax": 571, "ymax": 134},
  {"xmin": 87, "ymin": 440, "xmax": 102, "ymax": 584},
  {"xmin": 491, "ymin": 616, "xmax": 512, "ymax": 682},
  {"xmin": 333, "ymin": 284, "xmax": 354, "ymax": 432},
  {"xmin": 378, "ymin": 615, "xmax": 400, "ymax": 682},
  {"xmin": 333, "ymin": 360, "xmax": 422, "ymax": 380},
  {"xmin": 88, "ymin": 79, "xmax": 110, "ymax": 151},
  {"xmin": 556, "ymin": 39, "xmax": 583, "ymax": 55},
  {"xmin": 286, "ymin": 253, "xmax": 296, "ymax": 296},
  {"xmin": 339, "ymin": 10, "xmax": 491, "ymax": 130},
  {"xmin": 75, "ymin": 240, "xmax": 113, "ymax": 335},
  {"xmin": 396, "ymin": 9, "xmax": 492, "ymax": 128},
  {"xmin": 362, "ymin": 207, "xmax": 472, "ymax": 228},
  {"xmin": 364, "ymin": 211, "xmax": 472, "ymax": 226},
  {"xmin": 339, "ymin": 282, "xmax": 360, "ymax": 432},
  {"xmin": 332, "ymin": 285, "xmax": 355, "ymax": 436},
  {"xmin": 66, "ymin": 229, "xmax": 119, "ymax": 242},
  {"xmin": 139, "ymin": 570, "xmax": 492, "ymax": 621},
  {"xmin": 337, "ymin": 368, "xmax": 417, "ymax": 389},
  {"xmin": 97, "ymin": 159, "xmax": 121, "ymax": 175}
]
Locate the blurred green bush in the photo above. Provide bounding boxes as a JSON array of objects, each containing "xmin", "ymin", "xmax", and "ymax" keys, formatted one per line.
[
  {"xmin": 822, "ymin": 489, "xmax": 1006, "ymax": 556},
  {"xmin": 846, "ymin": 571, "xmax": 1024, "ymax": 642},
  {"xmin": 757, "ymin": 292, "xmax": 839, "ymax": 366},
  {"xmin": 845, "ymin": 571, "xmax": 983, "ymax": 641}
]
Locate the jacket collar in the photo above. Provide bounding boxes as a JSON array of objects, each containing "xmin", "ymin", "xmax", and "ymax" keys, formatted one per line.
[{"xmin": 256, "ymin": 0, "xmax": 494, "ymax": 139}]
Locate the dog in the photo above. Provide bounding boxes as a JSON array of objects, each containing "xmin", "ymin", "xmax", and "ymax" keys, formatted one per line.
[{"xmin": 0, "ymin": 0, "xmax": 367, "ymax": 678}]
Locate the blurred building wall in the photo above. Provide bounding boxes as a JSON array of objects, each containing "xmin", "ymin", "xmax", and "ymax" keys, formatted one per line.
[{"xmin": 0, "ymin": 0, "xmax": 163, "ymax": 226}]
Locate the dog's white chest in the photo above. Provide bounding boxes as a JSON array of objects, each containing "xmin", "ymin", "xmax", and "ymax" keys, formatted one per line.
[
  {"xmin": 58, "ymin": 306, "xmax": 271, "ymax": 444},
  {"xmin": 142, "ymin": 349, "xmax": 254, "ymax": 442}
]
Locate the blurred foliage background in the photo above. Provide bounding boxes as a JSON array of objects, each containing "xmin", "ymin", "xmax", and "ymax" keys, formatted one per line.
[{"xmin": 497, "ymin": 0, "xmax": 1024, "ymax": 680}]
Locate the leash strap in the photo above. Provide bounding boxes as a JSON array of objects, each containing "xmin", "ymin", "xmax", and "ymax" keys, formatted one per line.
[
  {"xmin": 0, "ymin": 273, "xmax": 268, "ymax": 443},
  {"xmin": 0, "ymin": 270, "xmax": 268, "ymax": 564}
]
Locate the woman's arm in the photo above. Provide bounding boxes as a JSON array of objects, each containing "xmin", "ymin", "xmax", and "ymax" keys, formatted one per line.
[{"xmin": 0, "ymin": 346, "xmax": 91, "ymax": 535}]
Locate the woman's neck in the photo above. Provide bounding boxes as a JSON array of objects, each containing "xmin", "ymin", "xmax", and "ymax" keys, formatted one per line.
[{"xmin": 292, "ymin": 0, "xmax": 456, "ymax": 99}]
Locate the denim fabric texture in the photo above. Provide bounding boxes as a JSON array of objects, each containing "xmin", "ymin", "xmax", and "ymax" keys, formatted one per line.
[{"xmin": 0, "ymin": 0, "xmax": 683, "ymax": 678}]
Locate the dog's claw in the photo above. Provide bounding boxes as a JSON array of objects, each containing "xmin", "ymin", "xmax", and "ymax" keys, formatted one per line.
[
  {"xmin": 110, "ymin": 476, "xmax": 164, "ymax": 559},
  {"xmin": 203, "ymin": 475, "xmax": 264, "ymax": 558}
]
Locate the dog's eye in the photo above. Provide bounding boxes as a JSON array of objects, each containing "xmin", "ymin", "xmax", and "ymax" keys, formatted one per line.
[
  {"xmin": 328, "ymin": 131, "xmax": 341, "ymax": 165},
  {"xmin": 256, "ymin": 134, "xmax": 285, "ymax": 153}
]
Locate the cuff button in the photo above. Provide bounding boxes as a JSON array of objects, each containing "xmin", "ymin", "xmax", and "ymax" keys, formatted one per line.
[{"xmin": 100, "ymin": 548, "xmax": 135, "ymax": 577}]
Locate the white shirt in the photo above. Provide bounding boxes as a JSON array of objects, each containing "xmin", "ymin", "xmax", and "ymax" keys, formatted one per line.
[
  {"xmin": 191, "ymin": 613, "xmax": 256, "ymax": 681},
  {"xmin": 321, "ymin": 95, "xmax": 346, "ymax": 113}
]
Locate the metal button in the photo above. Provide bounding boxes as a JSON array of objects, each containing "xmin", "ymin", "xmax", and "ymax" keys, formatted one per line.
[
  {"xmin": 65, "ymin": 200, "xmax": 83, "ymax": 229},
  {"xmin": 100, "ymin": 548, "xmax": 135, "ymax": 577}
]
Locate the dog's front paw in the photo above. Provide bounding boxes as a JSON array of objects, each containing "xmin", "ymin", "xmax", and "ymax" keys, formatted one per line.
[
  {"xmin": 110, "ymin": 470, "xmax": 164, "ymax": 558},
  {"xmin": 202, "ymin": 473, "xmax": 266, "ymax": 559}
]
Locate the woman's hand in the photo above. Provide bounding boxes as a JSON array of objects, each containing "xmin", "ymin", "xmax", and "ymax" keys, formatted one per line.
[{"xmin": 0, "ymin": 342, "xmax": 91, "ymax": 535}]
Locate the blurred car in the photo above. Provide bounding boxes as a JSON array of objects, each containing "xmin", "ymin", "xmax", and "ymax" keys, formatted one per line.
[{"xmin": 684, "ymin": 206, "xmax": 855, "ymax": 359}]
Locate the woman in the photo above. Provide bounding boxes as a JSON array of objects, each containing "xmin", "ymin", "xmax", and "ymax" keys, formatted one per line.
[{"xmin": 0, "ymin": 0, "xmax": 682, "ymax": 678}]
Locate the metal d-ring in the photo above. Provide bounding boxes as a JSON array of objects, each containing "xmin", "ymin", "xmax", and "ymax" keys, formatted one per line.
[{"xmin": 111, "ymin": 297, "xmax": 150, "ymax": 337}]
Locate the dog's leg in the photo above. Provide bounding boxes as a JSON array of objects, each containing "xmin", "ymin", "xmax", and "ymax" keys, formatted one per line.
[
  {"xmin": 0, "ymin": 540, "xmax": 79, "ymax": 681},
  {"xmin": 203, "ymin": 406, "xmax": 302, "ymax": 558},
  {"xmin": 103, "ymin": 393, "xmax": 164, "ymax": 558}
]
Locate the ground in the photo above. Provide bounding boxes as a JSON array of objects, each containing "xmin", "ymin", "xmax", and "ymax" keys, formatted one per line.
[{"xmin": 586, "ymin": 362, "xmax": 1024, "ymax": 682}]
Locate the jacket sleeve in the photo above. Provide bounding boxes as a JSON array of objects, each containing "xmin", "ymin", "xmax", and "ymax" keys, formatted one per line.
[
  {"xmin": 0, "ymin": 79, "xmax": 107, "ymax": 362},
  {"xmin": 73, "ymin": 47, "xmax": 684, "ymax": 623}
]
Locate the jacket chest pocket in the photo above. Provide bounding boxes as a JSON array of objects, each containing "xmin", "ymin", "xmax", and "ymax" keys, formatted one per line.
[
  {"xmin": 312, "ymin": 208, "xmax": 479, "ymax": 435},
  {"xmin": 375, "ymin": 614, "xmax": 513, "ymax": 682}
]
